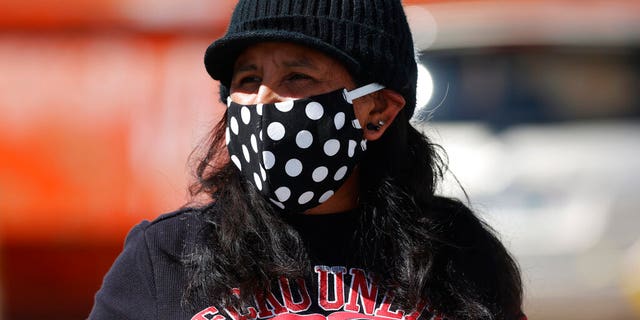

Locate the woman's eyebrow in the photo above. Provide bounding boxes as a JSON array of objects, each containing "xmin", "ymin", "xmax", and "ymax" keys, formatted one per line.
[
  {"xmin": 234, "ymin": 63, "xmax": 257, "ymax": 73},
  {"xmin": 234, "ymin": 57, "xmax": 318, "ymax": 73},
  {"xmin": 282, "ymin": 57, "xmax": 318, "ymax": 70}
]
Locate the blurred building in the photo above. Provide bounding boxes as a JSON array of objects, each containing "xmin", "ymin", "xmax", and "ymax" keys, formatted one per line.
[{"xmin": 405, "ymin": 1, "xmax": 640, "ymax": 319}]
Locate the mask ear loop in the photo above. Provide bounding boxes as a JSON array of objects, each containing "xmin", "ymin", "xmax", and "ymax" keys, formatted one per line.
[{"xmin": 342, "ymin": 83, "xmax": 385, "ymax": 104}]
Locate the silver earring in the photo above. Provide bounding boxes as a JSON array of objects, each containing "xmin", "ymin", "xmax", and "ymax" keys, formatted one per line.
[{"xmin": 366, "ymin": 120, "xmax": 385, "ymax": 131}]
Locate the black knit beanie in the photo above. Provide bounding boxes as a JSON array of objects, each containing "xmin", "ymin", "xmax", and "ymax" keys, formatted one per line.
[{"xmin": 204, "ymin": 0, "xmax": 418, "ymax": 117}]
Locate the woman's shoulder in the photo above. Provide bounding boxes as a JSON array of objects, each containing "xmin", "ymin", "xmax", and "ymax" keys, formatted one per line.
[
  {"xmin": 134, "ymin": 204, "xmax": 212, "ymax": 259},
  {"xmin": 412, "ymin": 196, "xmax": 525, "ymax": 318},
  {"xmin": 144, "ymin": 205, "xmax": 206, "ymax": 231},
  {"xmin": 90, "ymin": 205, "xmax": 214, "ymax": 319}
]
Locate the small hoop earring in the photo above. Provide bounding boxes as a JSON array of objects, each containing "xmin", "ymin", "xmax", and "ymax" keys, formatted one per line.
[{"xmin": 366, "ymin": 120, "xmax": 385, "ymax": 131}]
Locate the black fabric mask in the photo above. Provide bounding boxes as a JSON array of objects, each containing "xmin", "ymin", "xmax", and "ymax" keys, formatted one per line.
[{"xmin": 225, "ymin": 83, "xmax": 384, "ymax": 213}]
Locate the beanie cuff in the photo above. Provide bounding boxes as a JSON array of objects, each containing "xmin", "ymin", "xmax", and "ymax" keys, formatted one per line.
[{"xmin": 204, "ymin": 30, "xmax": 361, "ymax": 87}]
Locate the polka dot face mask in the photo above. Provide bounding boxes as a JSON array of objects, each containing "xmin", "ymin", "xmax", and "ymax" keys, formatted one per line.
[{"xmin": 225, "ymin": 83, "xmax": 385, "ymax": 213}]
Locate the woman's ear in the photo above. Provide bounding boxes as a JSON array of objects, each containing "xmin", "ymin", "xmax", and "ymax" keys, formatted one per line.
[{"xmin": 363, "ymin": 89, "xmax": 405, "ymax": 141}]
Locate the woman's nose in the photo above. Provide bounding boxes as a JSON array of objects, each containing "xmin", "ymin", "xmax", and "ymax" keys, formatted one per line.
[{"xmin": 255, "ymin": 84, "xmax": 284, "ymax": 104}]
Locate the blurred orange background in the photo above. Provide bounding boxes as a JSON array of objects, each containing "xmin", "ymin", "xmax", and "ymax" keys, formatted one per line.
[{"xmin": 1, "ymin": 0, "xmax": 233, "ymax": 318}]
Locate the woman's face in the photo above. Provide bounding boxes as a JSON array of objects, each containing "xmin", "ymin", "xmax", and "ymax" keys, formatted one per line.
[
  {"xmin": 229, "ymin": 42, "xmax": 367, "ymax": 122},
  {"xmin": 226, "ymin": 42, "xmax": 405, "ymax": 214},
  {"xmin": 228, "ymin": 42, "xmax": 368, "ymax": 214}
]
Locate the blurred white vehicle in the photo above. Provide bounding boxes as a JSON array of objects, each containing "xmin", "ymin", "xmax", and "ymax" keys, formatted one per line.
[{"xmin": 406, "ymin": 1, "xmax": 640, "ymax": 319}]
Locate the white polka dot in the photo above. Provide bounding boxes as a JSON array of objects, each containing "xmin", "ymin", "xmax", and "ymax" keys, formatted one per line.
[
  {"xmin": 285, "ymin": 159, "xmax": 303, "ymax": 177},
  {"xmin": 253, "ymin": 173, "xmax": 262, "ymax": 191},
  {"xmin": 250, "ymin": 134, "xmax": 258, "ymax": 153},
  {"xmin": 242, "ymin": 145, "xmax": 251, "ymax": 162},
  {"xmin": 334, "ymin": 166, "xmax": 348, "ymax": 181},
  {"xmin": 267, "ymin": 122, "xmax": 286, "ymax": 141},
  {"xmin": 259, "ymin": 130, "xmax": 263, "ymax": 141},
  {"xmin": 334, "ymin": 112, "xmax": 345, "ymax": 130},
  {"xmin": 226, "ymin": 96, "xmax": 232, "ymax": 107},
  {"xmin": 295, "ymin": 130, "xmax": 313, "ymax": 149},
  {"xmin": 230, "ymin": 155, "xmax": 242, "ymax": 170},
  {"xmin": 323, "ymin": 139, "xmax": 340, "ymax": 156},
  {"xmin": 298, "ymin": 191, "xmax": 314, "ymax": 205},
  {"xmin": 275, "ymin": 100, "xmax": 294, "ymax": 112},
  {"xmin": 360, "ymin": 139, "xmax": 367, "ymax": 151},
  {"xmin": 241, "ymin": 106, "xmax": 251, "ymax": 124},
  {"xmin": 230, "ymin": 117, "xmax": 239, "ymax": 135},
  {"xmin": 263, "ymin": 151, "xmax": 276, "ymax": 170},
  {"xmin": 257, "ymin": 103, "xmax": 263, "ymax": 116},
  {"xmin": 348, "ymin": 140, "xmax": 357, "ymax": 157},
  {"xmin": 305, "ymin": 102, "xmax": 324, "ymax": 120},
  {"xmin": 225, "ymin": 127, "xmax": 230, "ymax": 145},
  {"xmin": 312, "ymin": 166, "xmax": 328, "ymax": 182},
  {"xmin": 275, "ymin": 187, "xmax": 291, "ymax": 202},
  {"xmin": 260, "ymin": 165, "xmax": 267, "ymax": 181},
  {"xmin": 319, "ymin": 191, "xmax": 334, "ymax": 203},
  {"xmin": 270, "ymin": 198, "xmax": 285, "ymax": 209}
]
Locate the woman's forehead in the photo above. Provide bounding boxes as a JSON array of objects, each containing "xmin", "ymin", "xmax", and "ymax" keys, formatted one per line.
[{"xmin": 234, "ymin": 42, "xmax": 341, "ymax": 71}]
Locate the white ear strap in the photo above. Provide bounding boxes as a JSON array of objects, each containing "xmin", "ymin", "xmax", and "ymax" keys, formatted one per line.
[{"xmin": 342, "ymin": 83, "xmax": 385, "ymax": 104}]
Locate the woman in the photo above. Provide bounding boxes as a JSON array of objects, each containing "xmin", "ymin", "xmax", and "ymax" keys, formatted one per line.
[{"xmin": 90, "ymin": 0, "xmax": 525, "ymax": 319}]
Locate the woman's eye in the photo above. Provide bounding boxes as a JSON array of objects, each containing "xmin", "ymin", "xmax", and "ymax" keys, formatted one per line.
[
  {"xmin": 238, "ymin": 76, "xmax": 261, "ymax": 85},
  {"xmin": 286, "ymin": 73, "xmax": 312, "ymax": 82}
]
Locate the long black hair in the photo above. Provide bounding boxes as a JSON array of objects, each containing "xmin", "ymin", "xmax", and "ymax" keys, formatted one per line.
[{"xmin": 183, "ymin": 104, "xmax": 524, "ymax": 319}]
